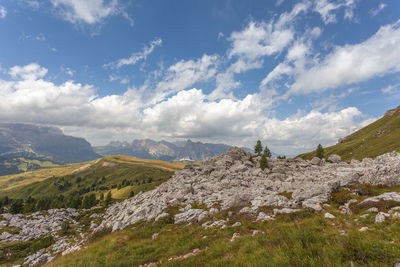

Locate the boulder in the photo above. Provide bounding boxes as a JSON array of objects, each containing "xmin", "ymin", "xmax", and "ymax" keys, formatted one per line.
[{"xmin": 328, "ymin": 154, "xmax": 341, "ymax": 163}]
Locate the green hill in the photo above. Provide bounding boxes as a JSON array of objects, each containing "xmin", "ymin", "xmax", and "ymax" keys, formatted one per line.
[
  {"xmin": 298, "ymin": 106, "xmax": 400, "ymax": 161},
  {"xmin": 0, "ymin": 155, "xmax": 185, "ymax": 208}
]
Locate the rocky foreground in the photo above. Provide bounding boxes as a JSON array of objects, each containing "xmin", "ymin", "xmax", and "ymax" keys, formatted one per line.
[
  {"xmin": 2, "ymin": 147, "xmax": 400, "ymax": 266},
  {"xmin": 99, "ymin": 147, "xmax": 400, "ymax": 231}
]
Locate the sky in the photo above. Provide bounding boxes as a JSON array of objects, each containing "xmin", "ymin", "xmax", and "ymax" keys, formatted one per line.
[{"xmin": 0, "ymin": 0, "xmax": 399, "ymax": 155}]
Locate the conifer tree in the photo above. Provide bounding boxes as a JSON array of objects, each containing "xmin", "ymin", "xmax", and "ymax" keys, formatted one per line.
[
  {"xmin": 263, "ymin": 145, "xmax": 272, "ymax": 158},
  {"xmin": 316, "ymin": 144, "xmax": 324, "ymax": 159},
  {"xmin": 260, "ymin": 152, "xmax": 268, "ymax": 171},
  {"xmin": 254, "ymin": 140, "xmax": 263, "ymax": 156}
]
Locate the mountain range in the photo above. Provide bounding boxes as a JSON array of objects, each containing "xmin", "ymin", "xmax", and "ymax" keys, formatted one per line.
[
  {"xmin": 94, "ymin": 139, "xmax": 250, "ymax": 161},
  {"xmin": 0, "ymin": 123, "xmax": 100, "ymax": 175}
]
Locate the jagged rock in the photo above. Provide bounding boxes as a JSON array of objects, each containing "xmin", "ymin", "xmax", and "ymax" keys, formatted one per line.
[
  {"xmin": 366, "ymin": 207, "xmax": 378, "ymax": 212},
  {"xmin": 202, "ymin": 219, "xmax": 226, "ymax": 229},
  {"xmin": 256, "ymin": 212, "xmax": 274, "ymax": 222},
  {"xmin": 230, "ymin": 232, "xmax": 240, "ymax": 242},
  {"xmin": 324, "ymin": 213, "xmax": 335, "ymax": 219},
  {"xmin": 232, "ymin": 222, "xmax": 241, "ymax": 227},
  {"xmin": 239, "ymin": 207, "xmax": 256, "ymax": 215},
  {"xmin": 273, "ymin": 208, "xmax": 302, "ymax": 215},
  {"xmin": 328, "ymin": 154, "xmax": 341, "ymax": 163},
  {"xmin": 112, "ymin": 221, "xmax": 124, "ymax": 232},
  {"xmin": 152, "ymin": 233, "xmax": 159, "ymax": 240},
  {"xmin": 375, "ymin": 212, "xmax": 388, "ymax": 223},
  {"xmin": 339, "ymin": 199, "xmax": 358, "ymax": 214},
  {"xmin": 361, "ymin": 192, "xmax": 400, "ymax": 204},
  {"xmin": 174, "ymin": 209, "xmax": 209, "ymax": 224},
  {"xmin": 0, "ymin": 209, "xmax": 78, "ymax": 242},
  {"xmin": 359, "ymin": 227, "xmax": 369, "ymax": 232}
]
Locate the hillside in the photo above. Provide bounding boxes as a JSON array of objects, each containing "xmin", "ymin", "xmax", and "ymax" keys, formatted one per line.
[
  {"xmin": 0, "ymin": 155, "xmax": 184, "ymax": 201},
  {"xmin": 298, "ymin": 105, "xmax": 400, "ymax": 161},
  {"xmin": 0, "ymin": 123, "xmax": 100, "ymax": 175},
  {"xmin": 1, "ymin": 148, "xmax": 400, "ymax": 266}
]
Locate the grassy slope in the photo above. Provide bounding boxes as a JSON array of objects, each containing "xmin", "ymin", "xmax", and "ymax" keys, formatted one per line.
[
  {"xmin": 0, "ymin": 155, "xmax": 184, "ymax": 199},
  {"xmin": 298, "ymin": 108, "xmax": 400, "ymax": 161},
  {"xmin": 48, "ymin": 184, "xmax": 400, "ymax": 267}
]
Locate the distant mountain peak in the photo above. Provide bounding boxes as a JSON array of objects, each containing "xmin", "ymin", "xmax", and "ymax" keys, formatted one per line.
[{"xmin": 95, "ymin": 139, "xmax": 243, "ymax": 161}]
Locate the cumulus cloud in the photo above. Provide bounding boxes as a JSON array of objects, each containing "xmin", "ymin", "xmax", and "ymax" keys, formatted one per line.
[
  {"xmin": 9, "ymin": 63, "xmax": 48, "ymax": 80},
  {"xmin": 0, "ymin": 62, "xmax": 374, "ymax": 155},
  {"xmin": 155, "ymin": 54, "xmax": 219, "ymax": 100},
  {"xmin": 220, "ymin": 1, "xmax": 311, "ymax": 99},
  {"xmin": 106, "ymin": 38, "xmax": 162, "ymax": 69},
  {"xmin": 261, "ymin": 107, "xmax": 374, "ymax": 155},
  {"xmin": 289, "ymin": 20, "xmax": 400, "ymax": 95},
  {"xmin": 143, "ymin": 89, "xmax": 261, "ymax": 138},
  {"xmin": 0, "ymin": 6, "xmax": 7, "ymax": 19},
  {"xmin": 50, "ymin": 0, "xmax": 132, "ymax": 26}
]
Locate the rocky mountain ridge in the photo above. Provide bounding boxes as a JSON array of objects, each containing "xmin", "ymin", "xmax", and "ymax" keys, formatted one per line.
[
  {"xmin": 94, "ymin": 139, "xmax": 248, "ymax": 161},
  {"xmin": 0, "ymin": 123, "xmax": 100, "ymax": 175}
]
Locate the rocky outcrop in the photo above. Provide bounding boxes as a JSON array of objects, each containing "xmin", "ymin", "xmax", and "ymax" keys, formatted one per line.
[
  {"xmin": 98, "ymin": 148, "xmax": 400, "ymax": 232},
  {"xmin": 0, "ymin": 209, "xmax": 78, "ymax": 242}
]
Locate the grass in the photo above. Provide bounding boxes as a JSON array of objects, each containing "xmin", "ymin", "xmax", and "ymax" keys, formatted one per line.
[
  {"xmin": 0, "ymin": 226, "xmax": 21, "ymax": 235},
  {"xmin": 47, "ymin": 185, "xmax": 400, "ymax": 267},
  {"xmin": 0, "ymin": 161, "xmax": 87, "ymax": 191},
  {"xmin": 0, "ymin": 235, "xmax": 54, "ymax": 266},
  {"xmin": 0, "ymin": 155, "xmax": 184, "ymax": 200},
  {"xmin": 298, "ymin": 107, "xmax": 400, "ymax": 161}
]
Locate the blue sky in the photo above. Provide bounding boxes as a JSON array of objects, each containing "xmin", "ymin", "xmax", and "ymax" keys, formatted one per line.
[{"xmin": 0, "ymin": 0, "xmax": 399, "ymax": 155}]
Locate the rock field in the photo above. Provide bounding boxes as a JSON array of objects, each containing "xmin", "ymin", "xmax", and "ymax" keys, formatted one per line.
[{"xmin": 99, "ymin": 147, "xmax": 400, "ymax": 231}]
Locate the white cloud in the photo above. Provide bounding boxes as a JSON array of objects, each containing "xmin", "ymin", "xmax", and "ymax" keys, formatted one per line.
[
  {"xmin": 106, "ymin": 38, "xmax": 162, "ymax": 68},
  {"xmin": 314, "ymin": 0, "xmax": 356, "ymax": 24},
  {"xmin": 9, "ymin": 63, "xmax": 48, "ymax": 80},
  {"xmin": 0, "ymin": 63, "xmax": 375, "ymax": 155},
  {"xmin": 228, "ymin": 21, "xmax": 293, "ymax": 61},
  {"xmin": 289, "ymin": 20, "xmax": 400, "ymax": 95},
  {"xmin": 261, "ymin": 107, "xmax": 374, "ymax": 155},
  {"xmin": 142, "ymin": 89, "xmax": 261, "ymax": 138},
  {"xmin": 50, "ymin": 0, "xmax": 132, "ymax": 26},
  {"xmin": 0, "ymin": 6, "xmax": 7, "ymax": 19},
  {"xmin": 260, "ymin": 27, "xmax": 320, "ymax": 90},
  {"xmin": 228, "ymin": 1, "xmax": 310, "ymax": 61},
  {"xmin": 381, "ymin": 84, "xmax": 399, "ymax": 95},
  {"xmin": 155, "ymin": 54, "xmax": 219, "ymax": 100},
  {"xmin": 370, "ymin": 3, "xmax": 387, "ymax": 17}
]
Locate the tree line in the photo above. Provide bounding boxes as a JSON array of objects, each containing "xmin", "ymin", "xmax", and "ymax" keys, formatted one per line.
[{"xmin": 0, "ymin": 191, "xmax": 114, "ymax": 214}]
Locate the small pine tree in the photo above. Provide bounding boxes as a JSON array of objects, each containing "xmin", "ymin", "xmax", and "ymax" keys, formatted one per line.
[
  {"xmin": 254, "ymin": 140, "xmax": 263, "ymax": 156},
  {"xmin": 263, "ymin": 146, "xmax": 272, "ymax": 158},
  {"xmin": 104, "ymin": 191, "xmax": 112, "ymax": 206},
  {"xmin": 100, "ymin": 193, "xmax": 104, "ymax": 201},
  {"xmin": 61, "ymin": 221, "xmax": 71, "ymax": 235},
  {"xmin": 316, "ymin": 144, "xmax": 324, "ymax": 159},
  {"xmin": 260, "ymin": 153, "xmax": 268, "ymax": 170},
  {"xmin": 129, "ymin": 191, "xmax": 134, "ymax": 197}
]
